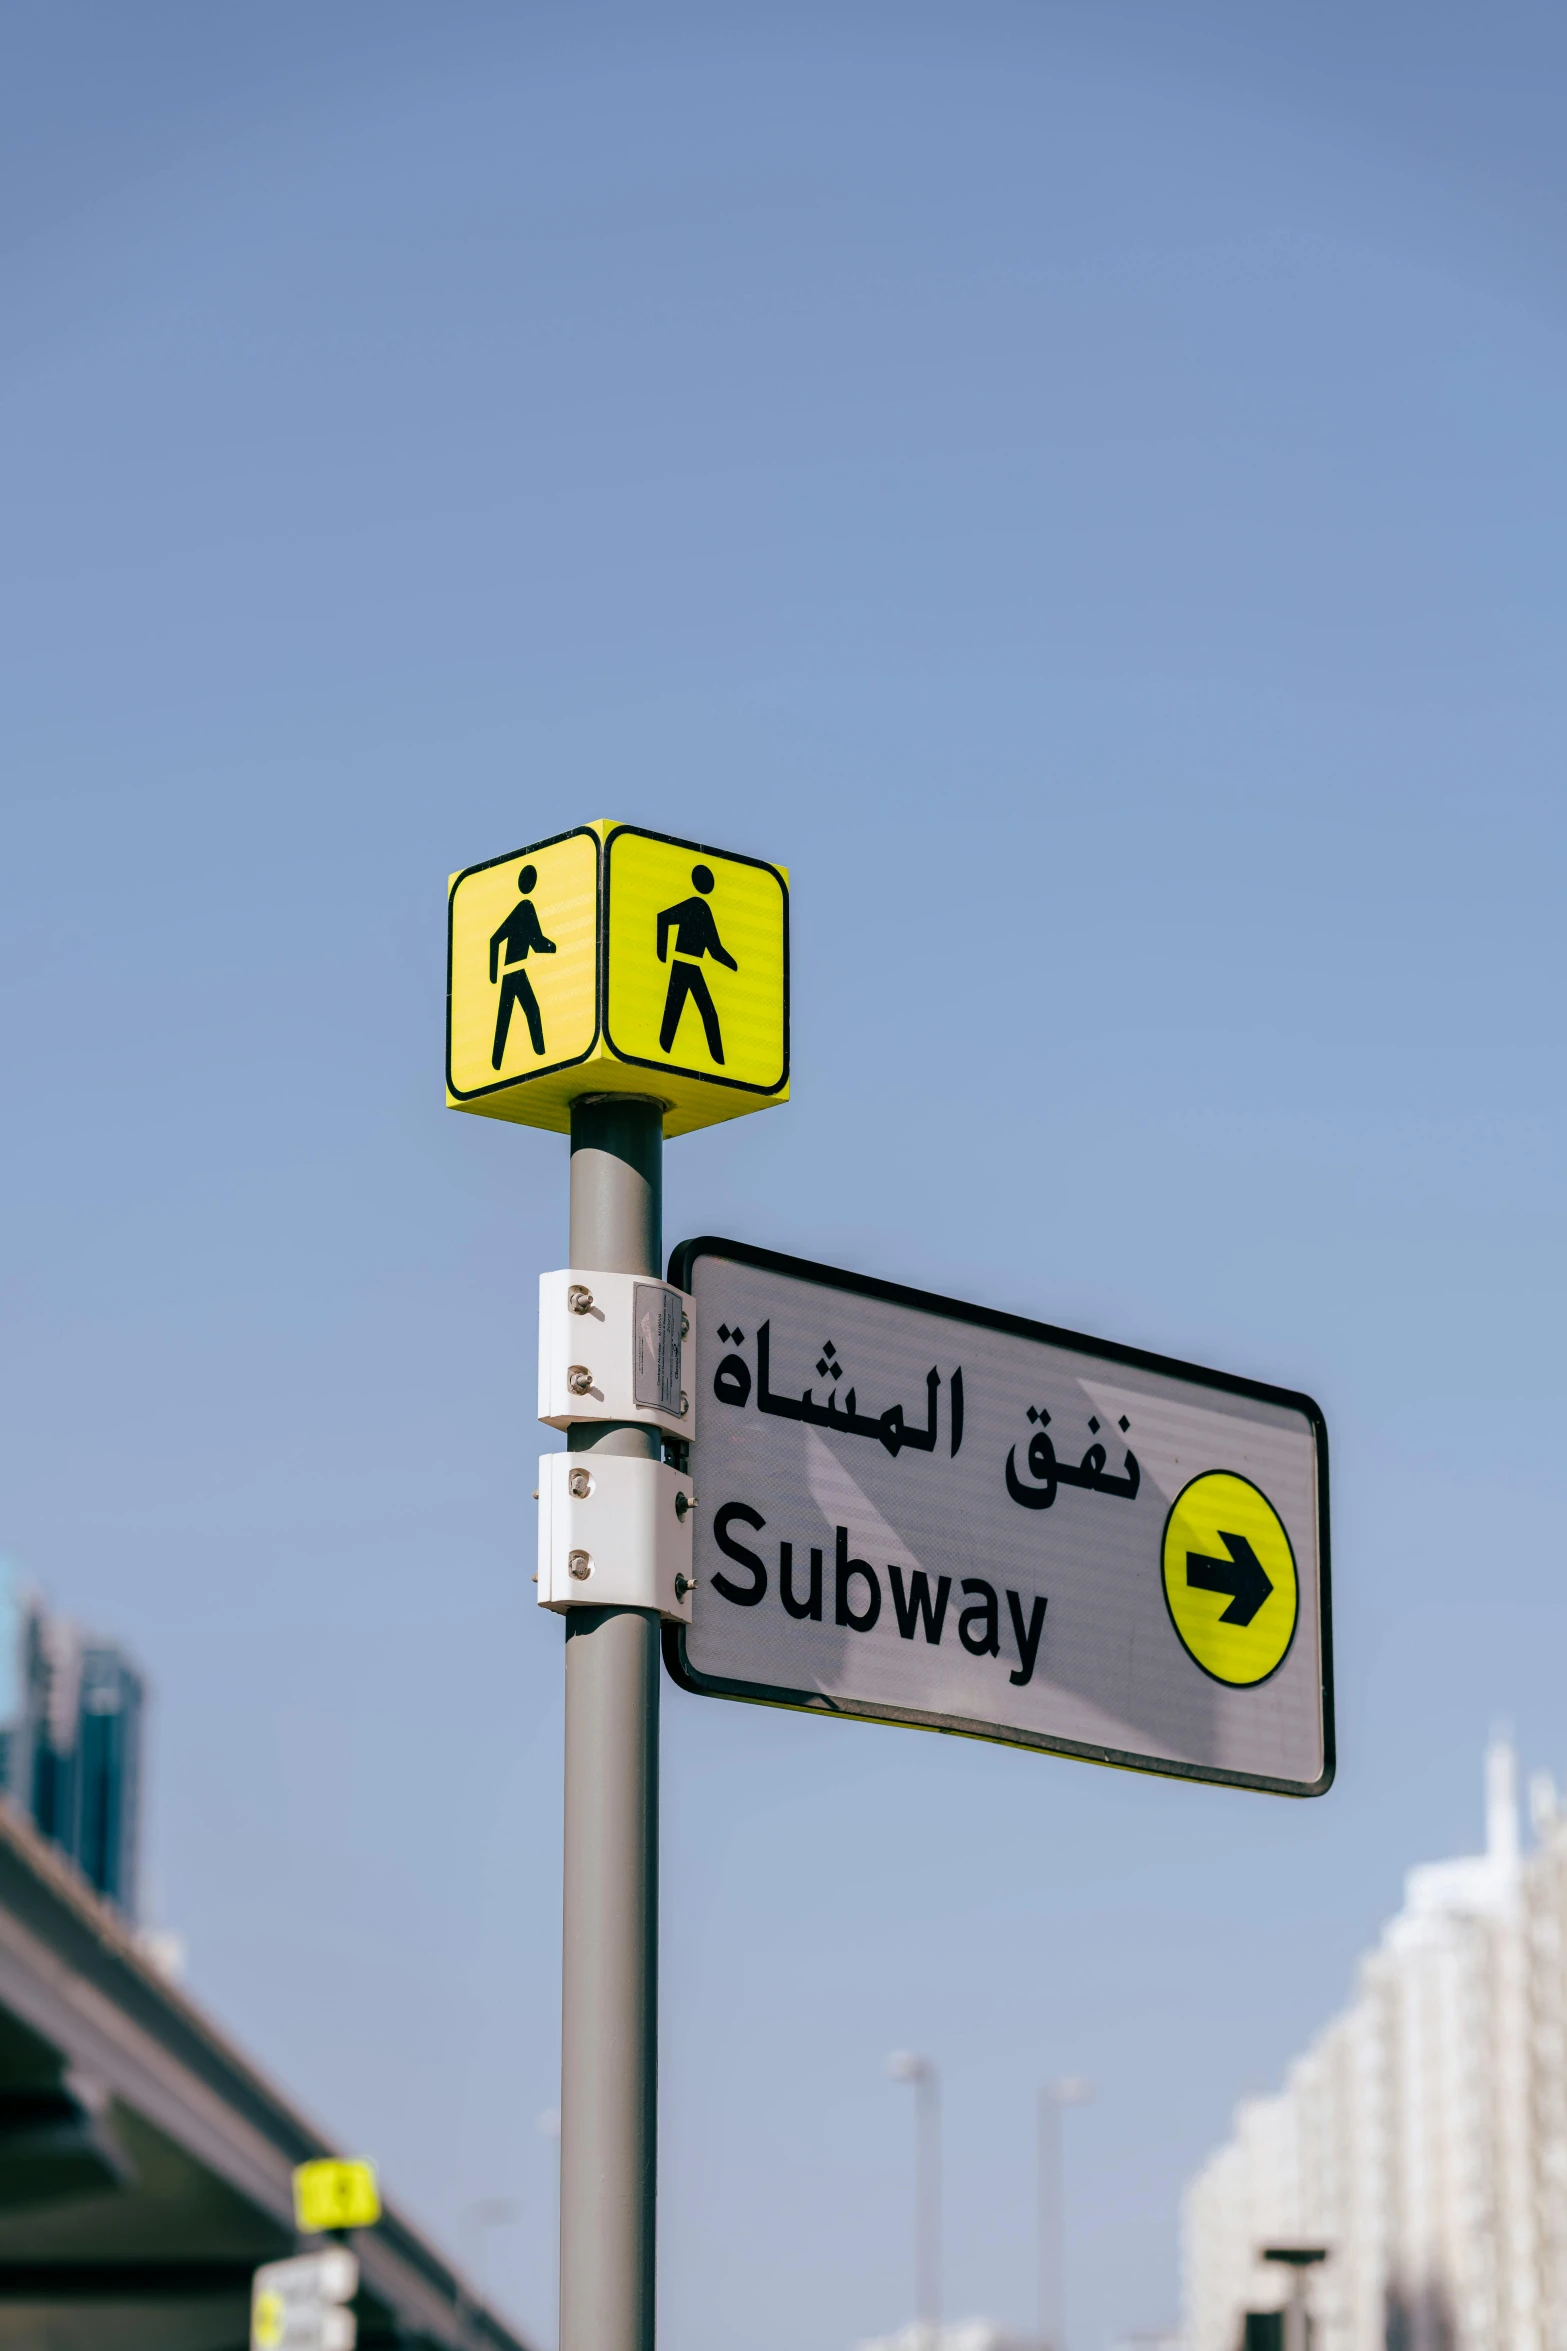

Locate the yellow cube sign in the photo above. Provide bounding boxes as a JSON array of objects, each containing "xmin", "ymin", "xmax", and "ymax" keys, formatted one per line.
[
  {"xmin": 293, "ymin": 2157, "xmax": 381, "ymax": 2233},
  {"xmin": 447, "ymin": 822, "xmax": 788, "ymax": 1138}
]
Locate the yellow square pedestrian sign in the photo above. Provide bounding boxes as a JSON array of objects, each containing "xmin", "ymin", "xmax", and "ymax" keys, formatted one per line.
[
  {"xmin": 293, "ymin": 2157, "xmax": 381, "ymax": 2232},
  {"xmin": 447, "ymin": 822, "xmax": 788, "ymax": 1138}
]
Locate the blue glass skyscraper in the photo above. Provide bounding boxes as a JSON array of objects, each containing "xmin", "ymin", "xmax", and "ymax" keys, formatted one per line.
[
  {"xmin": 0, "ymin": 1560, "xmax": 145, "ymax": 1921},
  {"xmin": 74, "ymin": 1644, "xmax": 144, "ymax": 1917}
]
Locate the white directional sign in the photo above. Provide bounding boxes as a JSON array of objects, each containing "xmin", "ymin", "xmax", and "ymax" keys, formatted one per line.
[
  {"xmin": 666, "ymin": 1240, "xmax": 1332, "ymax": 1795},
  {"xmin": 251, "ymin": 2249, "xmax": 358, "ymax": 2351}
]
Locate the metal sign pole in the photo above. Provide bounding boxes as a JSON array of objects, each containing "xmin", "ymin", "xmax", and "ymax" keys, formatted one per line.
[{"xmin": 559, "ymin": 1094, "xmax": 663, "ymax": 2351}]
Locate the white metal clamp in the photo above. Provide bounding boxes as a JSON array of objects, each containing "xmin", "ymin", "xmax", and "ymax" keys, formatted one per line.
[
  {"xmin": 536, "ymin": 1451, "xmax": 695, "ymax": 1621},
  {"xmin": 537, "ymin": 1268, "xmax": 695, "ymax": 1438},
  {"xmin": 536, "ymin": 1267, "xmax": 697, "ymax": 1621}
]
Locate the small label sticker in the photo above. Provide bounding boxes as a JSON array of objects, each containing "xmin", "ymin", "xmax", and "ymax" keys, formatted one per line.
[{"xmin": 633, "ymin": 1284, "xmax": 683, "ymax": 1416}]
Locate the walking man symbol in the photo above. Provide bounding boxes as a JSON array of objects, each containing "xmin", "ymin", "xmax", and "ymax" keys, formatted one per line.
[
  {"xmin": 656, "ymin": 864, "xmax": 737, "ymax": 1063},
  {"xmin": 489, "ymin": 865, "xmax": 557, "ymax": 1067}
]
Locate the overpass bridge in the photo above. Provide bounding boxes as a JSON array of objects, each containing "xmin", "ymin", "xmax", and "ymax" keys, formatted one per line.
[{"xmin": 0, "ymin": 1796, "xmax": 534, "ymax": 2351}]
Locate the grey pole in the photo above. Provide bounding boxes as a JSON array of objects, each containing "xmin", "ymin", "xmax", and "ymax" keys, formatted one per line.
[
  {"xmin": 887, "ymin": 2053, "xmax": 940, "ymax": 2349},
  {"xmin": 559, "ymin": 1093, "xmax": 664, "ymax": 2351},
  {"xmin": 1283, "ymin": 2273, "xmax": 1307, "ymax": 2351},
  {"xmin": 1037, "ymin": 2088, "xmax": 1060, "ymax": 2351},
  {"xmin": 916, "ymin": 2064, "xmax": 940, "ymax": 2348},
  {"xmin": 1039, "ymin": 2079, "xmax": 1091, "ymax": 2351}
]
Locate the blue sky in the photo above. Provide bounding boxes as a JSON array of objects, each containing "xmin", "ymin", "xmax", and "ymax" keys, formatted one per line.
[{"xmin": 3, "ymin": 5, "xmax": 1567, "ymax": 2345}]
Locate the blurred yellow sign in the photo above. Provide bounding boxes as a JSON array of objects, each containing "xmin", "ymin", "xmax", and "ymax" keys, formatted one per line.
[
  {"xmin": 293, "ymin": 2157, "xmax": 381, "ymax": 2233},
  {"xmin": 447, "ymin": 822, "xmax": 788, "ymax": 1138},
  {"xmin": 252, "ymin": 2288, "xmax": 285, "ymax": 2348}
]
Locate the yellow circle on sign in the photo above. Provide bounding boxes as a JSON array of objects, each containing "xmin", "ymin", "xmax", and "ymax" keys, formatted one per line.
[
  {"xmin": 253, "ymin": 2289, "xmax": 285, "ymax": 2349},
  {"xmin": 1161, "ymin": 1471, "xmax": 1298, "ymax": 1687}
]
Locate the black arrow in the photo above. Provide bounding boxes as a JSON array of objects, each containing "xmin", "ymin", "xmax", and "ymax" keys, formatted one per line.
[{"xmin": 1185, "ymin": 1532, "xmax": 1273, "ymax": 1627}]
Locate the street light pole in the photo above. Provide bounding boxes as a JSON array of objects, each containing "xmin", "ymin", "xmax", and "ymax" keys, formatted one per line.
[
  {"xmin": 1262, "ymin": 2245, "xmax": 1327, "ymax": 2351},
  {"xmin": 887, "ymin": 2052, "xmax": 940, "ymax": 2350},
  {"xmin": 538, "ymin": 2106, "xmax": 561, "ymax": 2351},
  {"xmin": 468, "ymin": 2199, "xmax": 521, "ymax": 2339},
  {"xmin": 1037, "ymin": 2078, "xmax": 1091, "ymax": 2351}
]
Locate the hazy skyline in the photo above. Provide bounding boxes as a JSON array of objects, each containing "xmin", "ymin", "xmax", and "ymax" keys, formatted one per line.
[{"xmin": 4, "ymin": 6, "xmax": 1567, "ymax": 2345}]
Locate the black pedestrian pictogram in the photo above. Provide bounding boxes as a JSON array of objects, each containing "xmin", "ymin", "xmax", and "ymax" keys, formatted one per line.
[
  {"xmin": 489, "ymin": 865, "xmax": 557, "ymax": 1067},
  {"xmin": 656, "ymin": 864, "xmax": 737, "ymax": 1063}
]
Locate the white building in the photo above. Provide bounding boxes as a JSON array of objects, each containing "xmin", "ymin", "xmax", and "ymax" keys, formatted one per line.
[
  {"xmin": 1184, "ymin": 1739, "xmax": 1567, "ymax": 2351},
  {"xmin": 855, "ymin": 2328, "xmax": 1038, "ymax": 2351}
]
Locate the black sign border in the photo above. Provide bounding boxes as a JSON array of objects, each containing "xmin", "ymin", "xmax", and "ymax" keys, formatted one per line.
[{"xmin": 663, "ymin": 1236, "xmax": 1334, "ymax": 1800}]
